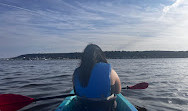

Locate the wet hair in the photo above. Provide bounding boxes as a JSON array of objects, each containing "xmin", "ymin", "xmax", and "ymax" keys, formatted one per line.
[{"xmin": 78, "ymin": 44, "xmax": 107, "ymax": 87}]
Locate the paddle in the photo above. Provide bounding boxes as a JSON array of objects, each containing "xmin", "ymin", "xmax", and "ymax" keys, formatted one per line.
[
  {"xmin": 0, "ymin": 93, "xmax": 75, "ymax": 111},
  {"xmin": 122, "ymin": 82, "xmax": 149, "ymax": 89},
  {"xmin": 0, "ymin": 82, "xmax": 148, "ymax": 111}
]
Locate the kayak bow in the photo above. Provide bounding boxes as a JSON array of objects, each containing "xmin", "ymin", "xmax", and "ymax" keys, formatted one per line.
[{"xmin": 56, "ymin": 90, "xmax": 138, "ymax": 111}]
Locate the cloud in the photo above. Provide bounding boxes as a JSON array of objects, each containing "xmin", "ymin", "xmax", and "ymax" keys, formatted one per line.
[
  {"xmin": 0, "ymin": 2, "xmax": 43, "ymax": 16},
  {"xmin": 163, "ymin": 0, "xmax": 184, "ymax": 14}
]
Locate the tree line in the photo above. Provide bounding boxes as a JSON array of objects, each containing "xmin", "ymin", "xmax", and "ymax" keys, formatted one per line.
[{"xmin": 11, "ymin": 51, "xmax": 188, "ymax": 60}]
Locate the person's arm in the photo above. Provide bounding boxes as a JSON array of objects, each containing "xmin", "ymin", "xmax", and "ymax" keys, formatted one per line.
[{"xmin": 111, "ymin": 69, "xmax": 121, "ymax": 94}]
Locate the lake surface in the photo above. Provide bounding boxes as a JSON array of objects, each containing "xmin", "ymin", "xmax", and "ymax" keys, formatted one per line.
[{"xmin": 0, "ymin": 59, "xmax": 188, "ymax": 111}]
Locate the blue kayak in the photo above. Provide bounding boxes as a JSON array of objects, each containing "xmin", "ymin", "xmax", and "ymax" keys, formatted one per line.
[{"xmin": 56, "ymin": 90, "xmax": 138, "ymax": 111}]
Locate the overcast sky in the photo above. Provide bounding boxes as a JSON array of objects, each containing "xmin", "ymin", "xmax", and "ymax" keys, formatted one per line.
[{"xmin": 0, "ymin": 0, "xmax": 188, "ymax": 58}]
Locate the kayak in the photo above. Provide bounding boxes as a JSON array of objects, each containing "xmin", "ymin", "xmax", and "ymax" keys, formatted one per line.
[{"xmin": 55, "ymin": 90, "xmax": 138, "ymax": 111}]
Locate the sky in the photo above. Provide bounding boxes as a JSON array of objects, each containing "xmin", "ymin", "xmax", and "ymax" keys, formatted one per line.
[{"xmin": 0, "ymin": 0, "xmax": 188, "ymax": 58}]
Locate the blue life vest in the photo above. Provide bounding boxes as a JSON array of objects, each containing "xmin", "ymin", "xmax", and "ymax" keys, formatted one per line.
[{"xmin": 74, "ymin": 63, "xmax": 111, "ymax": 99}]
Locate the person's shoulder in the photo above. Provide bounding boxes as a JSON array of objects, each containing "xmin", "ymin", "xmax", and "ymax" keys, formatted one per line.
[
  {"xmin": 111, "ymin": 69, "xmax": 116, "ymax": 74},
  {"xmin": 75, "ymin": 67, "xmax": 80, "ymax": 71},
  {"xmin": 73, "ymin": 67, "xmax": 80, "ymax": 76},
  {"xmin": 111, "ymin": 69, "xmax": 118, "ymax": 78}
]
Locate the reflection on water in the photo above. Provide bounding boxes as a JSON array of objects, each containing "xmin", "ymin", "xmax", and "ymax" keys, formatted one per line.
[{"xmin": 0, "ymin": 59, "xmax": 188, "ymax": 111}]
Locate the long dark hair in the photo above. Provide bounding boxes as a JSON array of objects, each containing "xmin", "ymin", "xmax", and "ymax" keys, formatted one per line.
[{"xmin": 78, "ymin": 44, "xmax": 107, "ymax": 87}]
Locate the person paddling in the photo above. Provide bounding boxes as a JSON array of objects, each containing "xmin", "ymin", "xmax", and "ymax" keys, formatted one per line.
[{"xmin": 72, "ymin": 44, "xmax": 121, "ymax": 111}]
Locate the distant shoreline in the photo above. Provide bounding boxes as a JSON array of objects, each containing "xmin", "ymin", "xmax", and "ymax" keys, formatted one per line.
[{"xmin": 9, "ymin": 51, "xmax": 188, "ymax": 60}]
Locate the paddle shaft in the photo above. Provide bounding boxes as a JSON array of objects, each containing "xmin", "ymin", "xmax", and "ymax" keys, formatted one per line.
[
  {"xmin": 35, "ymin": 82, "xmax": 148, "ymax": 101},
  {"xmin": 34, "ymin": 94, "xmax": 75, "ymax": 102},
  {"xmin": 34, "ymin": 86, "xmax": 128, "ymax": 101},
  {"xmin": 122, "ymin": 86, "xmax": 130, "ymax": 89}
]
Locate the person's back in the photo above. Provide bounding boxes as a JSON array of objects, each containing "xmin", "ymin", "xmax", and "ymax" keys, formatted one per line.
[
  {"xmin": 74, "ymin": 63, "xmax": 111, "ymax": 99},
  {"xmin": 72, "ymin": 44, "xmax": 121, "ymax": 111}
]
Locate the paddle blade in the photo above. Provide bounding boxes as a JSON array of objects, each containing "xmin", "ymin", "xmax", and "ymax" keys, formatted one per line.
[
  {"xmin": 0, "ymin": 94, "xmax": 34, "ymax": 111},
  {"xmin": 128, "ymin": 82, "xmax": 149, "ymax": 89}
]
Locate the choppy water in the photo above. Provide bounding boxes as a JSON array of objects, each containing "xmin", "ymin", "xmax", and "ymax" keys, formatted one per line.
[{"xmin": 0, "ymin": 59, "xmax": 188, "ymax": 111}]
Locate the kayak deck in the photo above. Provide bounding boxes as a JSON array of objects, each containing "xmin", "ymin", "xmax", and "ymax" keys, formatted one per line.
[{"xmin": 56, "ymin": 90, "xmax": 137, "ymax": 111}]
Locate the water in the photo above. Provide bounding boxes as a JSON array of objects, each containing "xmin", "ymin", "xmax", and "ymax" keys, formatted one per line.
[{"xmin": 0, "ymin": 59, "xmax": 188, "ymax": 111}]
